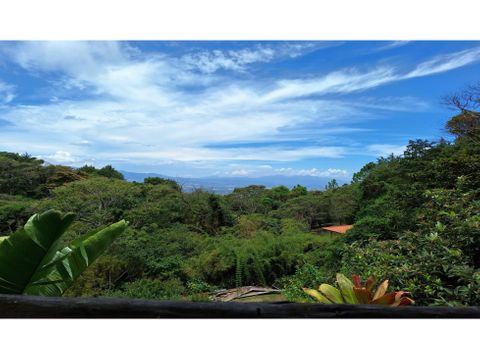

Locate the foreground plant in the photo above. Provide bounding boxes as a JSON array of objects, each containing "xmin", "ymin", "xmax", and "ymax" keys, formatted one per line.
[
  {"xmin": 0, "ymin": 209, "xmax": 127, "ymax": 296},
  {"xmin": 303, "ymin": 273, "xmax": 414, "ymax": 306}
]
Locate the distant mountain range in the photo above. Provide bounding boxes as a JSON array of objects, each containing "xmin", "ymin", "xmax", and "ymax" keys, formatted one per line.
[{"xmin": 121, "ymin": 170, "xmax": 346, "ymax": 194}]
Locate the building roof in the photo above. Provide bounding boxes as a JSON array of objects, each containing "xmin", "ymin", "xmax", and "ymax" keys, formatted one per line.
[{"xmin": 321, "ymin": 225, "xmax": 353, "ymax": 234}]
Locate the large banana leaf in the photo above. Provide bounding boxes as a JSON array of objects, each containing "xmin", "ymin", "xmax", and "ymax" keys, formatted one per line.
[
  {"xmin": 24, "ymin": 220, "xmax": 127, "ymax": 296},
  {"xmin": 0, "ymin": 209, "xmax": 127, "ymax": 296},
  {"xmin": 0, "ymin": 210, "xmax": 75, "ymax": 294}
]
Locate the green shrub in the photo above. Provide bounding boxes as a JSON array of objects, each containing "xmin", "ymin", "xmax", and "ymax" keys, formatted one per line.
[
  {"xmin": 104, "ymin": 278, "xmax": 186, "ymax": 300},
  {"xmin": 341, "ymin": 184, "xmax": 480, "ymax": 306}
]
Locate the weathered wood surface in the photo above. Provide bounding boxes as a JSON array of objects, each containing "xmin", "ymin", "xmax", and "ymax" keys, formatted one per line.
[
  {"xmin": 210, "ymin": 286, "xmax": 283, "ymax": 302},
  {"xmin": 1, "ymin": 294, "xmax": 479, "ymax": 318}
]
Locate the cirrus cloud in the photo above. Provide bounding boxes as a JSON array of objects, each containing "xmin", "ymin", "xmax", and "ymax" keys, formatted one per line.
[{"xmin": 0, "ymin": 41, "xmax": 478, "ymax": 178}]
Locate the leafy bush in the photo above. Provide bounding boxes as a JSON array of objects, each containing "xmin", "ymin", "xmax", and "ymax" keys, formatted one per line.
[
  {"xmin": 104, "ymin": 278, "xmax": 185, "ymax": 300},
  {"xmin": 78, "ymin": 164, "xmax": 124, "ymax": 180},
  {"xmin": 42, "ymin": 178, "xmax": 143, "ymax": 229},
  {"xmin": 186, "ymin": 279, "xmax": 213, "ymax": 294},
  {"xmin": 0, "ymin": 194, "xmax": 36, "ymax": 234},
  {"xmin": 108, "ymin": 224, "xmax": 201, "ymax": 280},
  {"xmin": 278, "ymin": 264, "xmax": 331, "ymax": 302},
  {"xmin": 341, "ymin": 183, "xmax": 480, "ymax": 306},
  {"xmin": 185, "ymin": 230, "xmax": 330, "ymax": 289},
  {"xmin": 65, "ymin": 255, "xmax": 129, "ymax": 297}
]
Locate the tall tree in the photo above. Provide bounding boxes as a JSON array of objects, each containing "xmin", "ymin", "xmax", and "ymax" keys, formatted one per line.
[{"xmin": 443, "ymin": 83, "xmax": 480, "ymax": 142}]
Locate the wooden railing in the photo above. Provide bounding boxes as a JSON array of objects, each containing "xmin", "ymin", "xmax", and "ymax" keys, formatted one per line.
[{"xmin": 1, "ymin": 294, "xmax": 479, "ymax": 318}]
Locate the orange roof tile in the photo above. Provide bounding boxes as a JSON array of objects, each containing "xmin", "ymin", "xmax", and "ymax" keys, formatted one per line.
[{"xmin": 321, "ymin": 225, "xmax": 353, "ymax": 234}]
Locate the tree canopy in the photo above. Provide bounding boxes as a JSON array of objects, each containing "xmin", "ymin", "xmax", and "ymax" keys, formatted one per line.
[{"xmin": 1, "ymin": 85, "xmax": 479, "ymax": 305}]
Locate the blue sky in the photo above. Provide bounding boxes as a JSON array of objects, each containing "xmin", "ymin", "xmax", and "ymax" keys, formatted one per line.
[{"xmin": 0, "ymin": 41, "xmax": 479, "ymax": 180}]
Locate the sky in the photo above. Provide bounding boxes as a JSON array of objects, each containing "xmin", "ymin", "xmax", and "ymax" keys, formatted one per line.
[{"xmin": 0, "ymin": 41, "xmax": 479, "ymax": 180}]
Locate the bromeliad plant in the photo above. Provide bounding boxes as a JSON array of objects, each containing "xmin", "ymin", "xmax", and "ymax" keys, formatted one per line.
[
  {"xmin": 0, "ymin": 209, "xmax": 127, "ymax": 297},
  {"xmin": 303, "ymin": 273, "xmax": 414, "ymax": 306}
]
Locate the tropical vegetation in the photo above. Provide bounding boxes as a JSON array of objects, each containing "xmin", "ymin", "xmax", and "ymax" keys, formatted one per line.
[
  {"xmin": 0, "ymin": 84, "xmax": 479, "ymax": 306},
  {"xmin": 303, "ymin": 273, "xmax": 414, "ymax": 306}
]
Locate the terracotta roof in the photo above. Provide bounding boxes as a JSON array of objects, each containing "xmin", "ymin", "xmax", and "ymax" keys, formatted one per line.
[{"xmin": 321, "ymin": 225, "xmax": 353, "ymax": 234}]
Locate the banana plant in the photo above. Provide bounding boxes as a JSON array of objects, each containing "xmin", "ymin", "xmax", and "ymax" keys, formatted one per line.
[
  {"xmin": 0, "ymin": 209, "xmax": 127, "ymax": 297},
  {"xmin": 303, "ymin": 273, "xmax": 414, "ymax": 306}
]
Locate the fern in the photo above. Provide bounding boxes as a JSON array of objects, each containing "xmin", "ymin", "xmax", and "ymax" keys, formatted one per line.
[
  {"xmin": 251, "ymin": 249, "xmax": 267, "ymax": 286},
  {"xmin": 235, "ymin": 250, "xmax": 242, "ymax": 288}
]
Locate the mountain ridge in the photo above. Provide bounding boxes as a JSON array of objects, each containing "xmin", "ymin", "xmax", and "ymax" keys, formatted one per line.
[{"xmin": 120, "ymin": 170, "xmax": 346, "ymax": 194}]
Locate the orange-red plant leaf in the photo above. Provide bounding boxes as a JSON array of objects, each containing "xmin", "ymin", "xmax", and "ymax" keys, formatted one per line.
[
  {"xmin": 353, "ymin": 287, "xmax": 371, "ymax": 304},
  {"xmin": 371, "ymin": 292, "xmax": 396, "ymax": 305},
  {"xmin": 392, "ymin": 291, "xmax": 414, "ymax": 306},
  {"xmin": 373, "ymin": 279, "xmax": 389, "ymax": 300},
  {"xmin": 398, "ymin": 297, "xmax": 415, "ymax": 306},
  {"xmin": 352, "ymin": 274, "xmax": 362, "ymax": 288},
  {"xmin": 365, "ymin": 275, "xmax": 376, "ymax": 293}
]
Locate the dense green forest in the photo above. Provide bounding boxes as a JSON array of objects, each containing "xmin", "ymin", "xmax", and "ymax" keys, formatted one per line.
[{"xmin": 1, "ymin": 89, "xmax": 479, "ymax": 306}]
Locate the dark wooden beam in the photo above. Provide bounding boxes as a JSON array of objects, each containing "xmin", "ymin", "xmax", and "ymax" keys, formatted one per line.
[{"xmin": 1, "ymin": 294, "xmax": 479, "ymax": 318}]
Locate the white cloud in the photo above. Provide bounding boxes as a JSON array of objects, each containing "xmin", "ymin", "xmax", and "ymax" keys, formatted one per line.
[
  {"xmin": 262, "ymin": 67, "xmax": 398, "ymax": 102},
  {"xmin": 6, "ymin": 41, "xmax": 128, "ymax": 75},
  {"xmin": 216, "ymin": 163, "xmax": 350, "ymax": 180},
  {"xmin": 99, "ymin": 146, "xmax": 346, "ymax": 163},
  {"xmin": 367, "ymin": 144, "xmax": 406, "ymax": 157},
  {"xmin": 41, "ymin": 150, "xmax": 77, "ymax": 163},
  {"xmin": 263, "ymin": 46, "xmax": 480, "ymax": 102},
  {"xmin": 220, "ymin": 164, "xmax": 349, "ymax": 178},
  {"xmin": 180, "ymin": 42, "xmax": 321, "ymax": 74},
  {"xmin": 373, "ymin": 41, "xmax": 411, "ymax": 52},
  {"xmin": 182, "ymin": 47, "xmax": 274, "ymax": 73},
  {"xmin": 350, "ymin": 96, "xmax": 430, "ymax": 112},
  {"xmin": 0, "ymin": 81, "xmax": 15, "ymax": 104},
  {"xmin": 406, "ymin": 47, "xmax": 480, "ymax": 78},
  {"xmin": 71, "ymin": 140, "xmax": 92, "ymax": 146},
  {"xmin": 230, "ymin": 169, "xmax": 250, "ymax": 176},
  {"xmin": 274, "ymin": 167, "xmax": 349, "ymax": 178},
  {"xmin": 1, "ymin": 42, "xmax": 479, "ymax": 176}
]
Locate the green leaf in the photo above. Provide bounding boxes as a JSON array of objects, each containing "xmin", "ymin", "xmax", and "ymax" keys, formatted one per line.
[
  {"xmin": 0, "ymin": 210, "xmax": 75, "ymax": 294},
  {"xmin": 23, "ymin": 219, "xmax": 127, "ymax": 296},
  {"xmin": 319, "ymin": 284, "xmax": 344, "ymax": 304},
  {"xmin": 303, "ymin": 288, "xmax": 332, "ymax": 304},
  {"xmin": 0, "ymin": 209, "xmax": 127, "ymax": 297},
  {"xmin": 336, "ymin": 273, "xmax": 358, "ymax": 304}
]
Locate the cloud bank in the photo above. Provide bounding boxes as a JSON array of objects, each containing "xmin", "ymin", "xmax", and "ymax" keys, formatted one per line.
[{"xmin": 0, "ymin": 42, "xmax": 478, "ymax": 178}]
